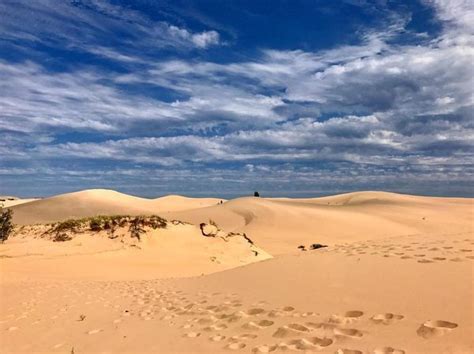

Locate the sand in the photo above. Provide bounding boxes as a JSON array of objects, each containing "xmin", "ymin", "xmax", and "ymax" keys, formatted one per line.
[
  {"xmin": 1, "ymin": 189, "xmax": 473, "ymax": 353},
  {"xmin": 0, "ymin": 197, "xmax": 39, "ymax": 208}
]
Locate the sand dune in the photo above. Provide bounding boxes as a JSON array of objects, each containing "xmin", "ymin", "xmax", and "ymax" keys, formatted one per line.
[
  {"xmin": 166, "ymin": 192, "xmax": 473, "ymax": 254},
  {"xmin": 1, "ymin": 189, "xmax": 473, "ymax": 353},
  {"xmin": 10, "ymin": 189, "xmax": 223, "ymax": 225}
]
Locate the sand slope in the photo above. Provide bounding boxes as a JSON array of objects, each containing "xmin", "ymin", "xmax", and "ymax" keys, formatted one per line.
[{"xmin": 1, "ymin": 220, "xmax": 269, "ymax": 280}]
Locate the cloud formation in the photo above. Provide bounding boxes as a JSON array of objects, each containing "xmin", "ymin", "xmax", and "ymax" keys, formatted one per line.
[{"xmin": 0, "ymin": 0, "xmax": 473, "ymax": 197}]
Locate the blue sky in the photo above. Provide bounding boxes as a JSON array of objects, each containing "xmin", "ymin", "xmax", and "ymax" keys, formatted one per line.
[{"xmin": 0, "ymin": 0, "xmax": 473, "ymax": 198}]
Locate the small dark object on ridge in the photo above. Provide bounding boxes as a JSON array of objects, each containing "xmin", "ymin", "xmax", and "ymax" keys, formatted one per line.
[
  {"xmin": 309, "ymin": 243, "xmax": 327, "ymax": 250},
  {"xmin": 254, "ymin": 191, "xmax": 260, "ymax": 197},
  {"xmin": 297, "ymin": 245, "xmax": 306, "ymax": 251}
]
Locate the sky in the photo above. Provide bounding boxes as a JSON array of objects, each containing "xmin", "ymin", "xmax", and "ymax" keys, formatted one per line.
[{"xmin": 0, "ymin": 0, "xmax": 473, "ymax": 198}]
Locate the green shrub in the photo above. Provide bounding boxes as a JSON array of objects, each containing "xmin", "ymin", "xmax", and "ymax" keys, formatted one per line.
[
  {"xmin": 0, "ymin": 209, "xmax": 14, "ymax": 242},
  {"xmin": 52, "ymin": 219, "xmax": 82, "ymax": 234}
]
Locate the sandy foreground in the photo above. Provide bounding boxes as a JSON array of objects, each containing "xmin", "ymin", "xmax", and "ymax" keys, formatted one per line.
[{"xmin": 0, "ymin": 190, "xmax": 473, "ymax": 354}]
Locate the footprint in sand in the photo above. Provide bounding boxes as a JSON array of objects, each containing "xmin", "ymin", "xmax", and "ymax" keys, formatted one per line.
[
  {"xmin": 329, "ymin": 310, "xmax": 364, "ymax": 324},
  {"xmin": 209, "ymin": 334, "xmax": 226, "ymax": 342},
  {"xmin": 370, "ymin": 313, "xmax": 404, "ymax": 325},
  {"xmin": 374, "ymin": 346, "xmax": 405, "ymax": 354},
  {"xmin": 229, "ymin": 333, "xmax": 258, "ymax": 341},
  {"xmin": 300, "ymin": 311, "xmax": 317, "ymax": 317},
  {"xmin": 333, "ymin": 328, "xmax": 363, "ymax": 338},
  {"xmin": 417, "ymin": 259, "xmax": 433, "ymax": 263},
  {"xmin": 252, "ymin": 344, "xmax": 277, "ymax": 353},
  {"xmin": 202, "ymin": 324, "xmax": 228, "ymax": 331},
  {"xmin": 242, "ymin": 320, "xmax": 274, "ymax": 330},
  {"xmin": 335, "ymin": 349, "xmax": 363, "ymax": 354},
  {"xmin": 225, "ymin": 342, "xmax": 246, "ymax": 350},
  {"xmin": 195, "ymin": 316, "xmax": 218, "ymax": 325},
  {"xmin": 417, "ymin": 320, "xmax": 458, "ymax": 339},
  {"xmin": 246, "ymin": 308, "xmax": 266, "ymax": 316},
  {"xmin": 286, "ymin": 337, "xmax": 333, "ymax": 350},
  {"xmin": 87, "ymin": 329, "xmax": 103, "ymax": 335},
  {"xmin": 272, "ymin": 323, "xmax": 310, "ymax": 338},
  {"xmin": 225, "ymin": 311, "xmax": 248, "ymax": 323},
  {"xmin": 267, "ymin": 310, "xmax": 285, "ymax": 318},
  {"xmin": 184, "ymin": 331, "xmax": 201, "ymax": 338}
]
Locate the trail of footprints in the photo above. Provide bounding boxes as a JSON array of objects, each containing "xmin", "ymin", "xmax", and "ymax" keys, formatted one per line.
[
  {"xmin": 147, "ymin": 290, "xmax": 459, "ymax": 353},
  {"xmin": 330, "ymin": 232, "xmax": 474, "ymax": 264},
  {"xmin": 106, "ymin": 284, "xmax": 458, "ymax": 353},
  {"xmin": 1, "ymin": 280, "xmax": 461, "ymax": 353}
]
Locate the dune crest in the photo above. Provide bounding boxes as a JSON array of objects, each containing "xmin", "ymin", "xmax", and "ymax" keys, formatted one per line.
[{"xmin": 9, "ymin": 189, "xmax": 224, "ymax": 225}]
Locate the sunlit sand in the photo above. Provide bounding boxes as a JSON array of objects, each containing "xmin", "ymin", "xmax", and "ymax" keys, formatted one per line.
[{"xmin": 1, "ymin": 189, "xmax": 472, "ymax": 353}]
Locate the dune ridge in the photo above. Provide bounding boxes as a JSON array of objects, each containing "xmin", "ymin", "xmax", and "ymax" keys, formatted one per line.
[{"xmin": 9, "ymin": 189, "xmax": 224, "ymax": 225}]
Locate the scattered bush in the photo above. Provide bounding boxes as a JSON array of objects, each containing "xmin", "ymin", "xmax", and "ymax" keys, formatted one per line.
[
  {"xmin": 52, "ymin": 219, "xmax": 82, "ymax": 234},
  {"xmin": 254, "ymin": 191, "xmax": 260, "ymax": 197},
  {"xmin": 142, "ymin": 215, "xmax": 167, "ymax": 229},
  {"xmin": 129, "ymin": 217, "xmax": 146, "ymax": 240},
  {"xmin": 89, "ymin": 218, "xmax": 102, "ymax": 231},
  {"xmin": 53, "ymin": 233, "xmax": 72, "ymax": 242},
  {"xmin": 0, "ymin": 209, "xmax": 14, "ymax": 243},
  {"xmin": 88, "ymin": 215, "xmax": 128, "ymax": 232},
  {"xmin": 297, "ymin": 245, "xmax": 306, "ymax": 251},
  {"xmin": 44, "ymin": 215, "xmax": 168, "ymax": 242}
]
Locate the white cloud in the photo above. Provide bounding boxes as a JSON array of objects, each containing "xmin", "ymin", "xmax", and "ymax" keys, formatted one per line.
[{"xmin": 166, "ymin": 26, "xmax": 220, "ymax": 48}]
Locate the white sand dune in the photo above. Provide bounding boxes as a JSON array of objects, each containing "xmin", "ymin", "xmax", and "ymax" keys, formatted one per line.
[
  {"xmin": 165, "ymin": 191, "xmax": 473, "ymax": 254},
  {"xmin": 10, "ymin": 189, "xmax": 223, "ymax": 225},
  {"xmin": 1, "ymin": 189, "xmax": 473, "ymax": 353}
]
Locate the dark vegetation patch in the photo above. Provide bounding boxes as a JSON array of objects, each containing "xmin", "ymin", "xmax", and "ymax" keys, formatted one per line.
[
  {"xmin": 297, "ymin": 243, "xmax": 328, "ymax": 251},
  {"xmin": 46, "ymin": 215, "xmax": 168, "ymax": 242},
  {"xmin": 0, "ymin": 209, "xmax": 14, "ymax": 243},
  {"xmin": 310, "ymin": 243, "xmax": 328, "ymax": 250}
]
